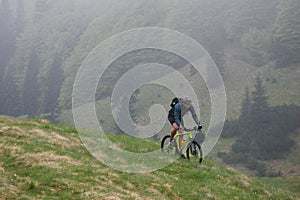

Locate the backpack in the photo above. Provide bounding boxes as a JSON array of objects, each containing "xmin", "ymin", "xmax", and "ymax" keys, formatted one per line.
[{"xmin": 170, "ymin": 97, "xmax": 180, "ymax": 107}]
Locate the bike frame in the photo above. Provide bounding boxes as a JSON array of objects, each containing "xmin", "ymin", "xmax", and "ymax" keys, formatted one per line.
[
  {"xmin": 161, "ymin": 127, "xmax": 203, "ymax": 163},
  {"xmin": 173, "ymin": 130, "xmax": 194, "ymax": 152}
]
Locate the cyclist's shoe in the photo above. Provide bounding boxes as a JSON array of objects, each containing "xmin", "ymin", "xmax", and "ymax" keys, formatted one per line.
[
  {"xmin": 169, "ymin": 139, "xmax": 176, "ymax": 148},
  {"xmin": 175, "ymin": 150, "xmax": 186, "ymax": 159},
  {"xmin": 180, "ymin": 154, "xmax": 187, "ymax": 159},
  {"xmin": 168, "ymin": 139, "xmax": 176, "ymax": 151}
]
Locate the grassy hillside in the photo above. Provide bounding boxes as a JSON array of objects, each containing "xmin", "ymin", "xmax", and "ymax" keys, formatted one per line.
[
  {"xmin": 0, "ymin": 116, "xmax": 299, "ymax": 199},
  {"xmin": 54, "ymin": 58, "xmax": 300, "ymax": 179}
]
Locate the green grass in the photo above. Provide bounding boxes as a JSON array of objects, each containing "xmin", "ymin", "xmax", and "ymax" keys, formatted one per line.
[
  {"xmin": 107, "ymin": 134, "xmax": 160, "ymax": 153},
  {"xmin": 257, "ymin": 177, "xmax": 300, "ymax": 198},
  {"xmin": 0, "ymin": 115, "xmax": 299, "ymax": 199}
]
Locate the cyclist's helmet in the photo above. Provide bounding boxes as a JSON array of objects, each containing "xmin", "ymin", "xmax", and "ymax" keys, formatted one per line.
[{"xmin": 182, "ymin": 96, "xmax": 192, "ymax": 105}]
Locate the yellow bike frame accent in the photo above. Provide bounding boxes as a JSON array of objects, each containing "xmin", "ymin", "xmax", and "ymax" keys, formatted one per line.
[{"xmin": 174, "ymin": 131, "xmax": 193, "ymax": 151}]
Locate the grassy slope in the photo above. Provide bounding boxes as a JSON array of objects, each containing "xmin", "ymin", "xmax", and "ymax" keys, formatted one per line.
[
  {"xmin": 0, "ymin": 116, "xmax": 299, "ymax": 199},
  {"xmin": 54, "ymin": 59, "xmax": 300, "ymax": 180}
]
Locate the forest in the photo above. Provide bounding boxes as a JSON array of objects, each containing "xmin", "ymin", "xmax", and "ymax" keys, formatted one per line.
[{"xmin": 0, "ymin": 0, "xmax": 299, "ymax": 176}]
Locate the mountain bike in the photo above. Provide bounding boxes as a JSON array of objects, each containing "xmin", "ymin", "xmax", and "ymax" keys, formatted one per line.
[{"xmin": 161, "ymin": 127, "xmax": 204, "ymax": 164}]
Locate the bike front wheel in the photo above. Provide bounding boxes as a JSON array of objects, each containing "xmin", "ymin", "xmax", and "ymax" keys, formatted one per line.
[{"xmin": 186, "ymin": 141, "xmax": 203, "ymax": 164}]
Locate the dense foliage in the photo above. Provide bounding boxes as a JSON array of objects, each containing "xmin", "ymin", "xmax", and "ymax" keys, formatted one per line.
[
  {"xmin": 273, "ymin": 0, "xmax": 300, "ymax": 67},
  {"xmin": 0, "ymin": 0, "xmax": 299, "ymax": 118}
]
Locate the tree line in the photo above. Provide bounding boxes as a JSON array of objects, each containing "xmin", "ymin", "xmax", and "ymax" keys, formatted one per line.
[
  {"xmin": 0, "ymin": 0, "xmax": 95, "ymax": 119},
  {"xmin": 0, "ymin": 0, "xmax": 299, "ymax": 119}
]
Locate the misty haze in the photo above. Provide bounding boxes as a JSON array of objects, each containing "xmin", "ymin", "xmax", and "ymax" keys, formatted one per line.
[{"xmin": 0, "ymin": 0, "xmax": 299, "ymax": 199}]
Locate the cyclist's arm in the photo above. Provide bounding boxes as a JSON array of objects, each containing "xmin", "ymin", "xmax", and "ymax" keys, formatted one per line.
[
  {"xmin": 181, "ymin": 119, "xmax": 185, "ymax": 127},
  {"xmin": 190, "ymin": 104, "xmax": 201, "ymax": 125},
  {"xmin": 174, "ymin": 103, "xmax": 181, "ymax": 127}
]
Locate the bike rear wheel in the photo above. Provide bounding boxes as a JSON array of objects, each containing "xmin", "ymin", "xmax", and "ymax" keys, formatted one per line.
[
  {"xmin": 186, "ymin": 141, "xmax": 203, "ymax": 164},
  {"xmin": 161, "ymin": 135, "xmax": 173, "ymax": 154}
]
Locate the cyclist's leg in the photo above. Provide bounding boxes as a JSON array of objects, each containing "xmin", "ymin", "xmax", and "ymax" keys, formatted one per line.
[
  {"xmin": 170, "ymin": 123, "xmax": 179, "ymax": 140},
  {"xmin": 168, "ymin": 114, "xmax": 178, "ymax": 139},
  {"xmin": 179, "ymin": 135, "xmax": 184, "ymax": 148}
]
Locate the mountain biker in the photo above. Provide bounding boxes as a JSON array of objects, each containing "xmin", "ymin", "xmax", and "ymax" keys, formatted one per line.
[{"xmin": 167, "ymin": 96, "xmax": 202, "ymax": 149}]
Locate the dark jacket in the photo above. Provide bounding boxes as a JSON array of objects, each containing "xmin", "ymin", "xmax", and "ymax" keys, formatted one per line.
[{"xmin": 168, "ymin": 102, "xmax": 200, "ymax": 127}]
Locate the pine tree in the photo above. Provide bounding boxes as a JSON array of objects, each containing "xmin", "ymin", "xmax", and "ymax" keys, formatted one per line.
[
  {"xmin": 251, "ymin": 74, "xmax": 269, "ymax": 118},
  {"xmin": 0, "ymin": 0, "xmax": 18, "ymax": 115},
  {"xmin": 241, "ymin": 87, "xmax": 251, "ymax": 117},
  {"xmin": 249, "ymin": 74, "xmax": 272, "ymax": 159},
  {"xmin": 0, "ymin": 0, "xmax": 14, "ymax": 82},
  {"xmin": 235, "ymin": 75, "xmax": 270, "ymax": 160},
  {"xmin": 34, "ymin": 0, "xmax": 48, "ymax": 22},
  {"xmin": 16, "ymin": 0, "xmax": 25, "ymax": 35},
  {"xmin": 22, "ymin": 50, "xmax": 40, "ymax": 117},
  {"xmin": 0, "ymin": 68, "xmax": 21, "ymax": 116},
  {"xmin": 39, "ymin": 52, "xmax": 64, "ymax": 120}
]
